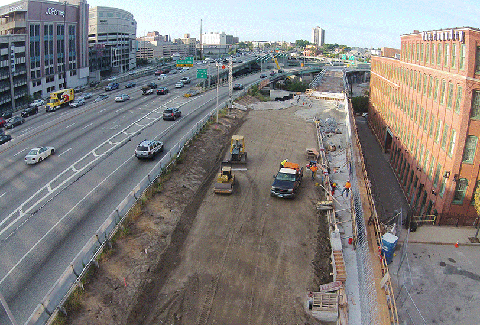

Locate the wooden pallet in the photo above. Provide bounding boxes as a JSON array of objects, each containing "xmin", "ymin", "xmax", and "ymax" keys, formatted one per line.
[
  {"xmin": 332, "ymin": 251, "xmax": 347, "ymax": 283},
  {"xmin": 312, "ymin": 292, "xmax": 338, "ymax": 311}
]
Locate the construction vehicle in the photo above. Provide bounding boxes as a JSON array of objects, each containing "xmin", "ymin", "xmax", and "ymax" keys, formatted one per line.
[
  {"xmin": 225, "ymin": 135, "xmax": 247, "ymax": 164},
  {"xmin": 214, "ymin": 164, "xmax": 235, "ymax": 194},
  {"xmin": 273, "ymin": 57, "xmax": 281, "ymax": 70},
  {"xmin": 46, "ymin": 88, "xmax": 74, "ymax": 112}
]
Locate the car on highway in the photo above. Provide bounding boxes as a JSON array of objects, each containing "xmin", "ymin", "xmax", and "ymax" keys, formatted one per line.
[
  {"xmin": 94, "ymin": 94, "xmax": 109, "ymax": 102},
  {"xmin": 5, "ymin": 116, "xmax": 24, "ymax": 129},
  {"xmin": 115, "ymin": 94, "xmax": 130, "ymax": 102},
  {"xmin": 180, "ymin": 77, "xmax": 191, "ymax": 84},
  {"xmin": 146, "ymin": 82, "xmax": 157, "ymax": 89},
  {"xmin": 154, "ymin": 70, "xmax": 162, "ymax": 76},
  {"xmin": 21, "ymin": 106, "xmax": 39, "ymax": 118},
  {"xmin": 157, "ymin": 87, "xmax": 169, "ymax": 95},
  {"xmin": 162, "ymin": 107, "xmax": 181, "ymax": 121},
  {"xmin": 105, "ymin": 82, "xmax": 119, "ymax": 91},
  {"xmin": 69, "ymin": 98, "xmax": 85, "ymax": 108},
  {"xmin": 142, "ymin": 88, "xmax": 154, "ymax": 95},
  {"xmin": 89, "ymin": 80, "xmax": 100, "ymax": 87},
  {"xmin": 29, "ymin": 99, "xmax": 45, "ymax": 108},
  {"xmin": 1, "ymin": 111, "xmax": 12, "ymax": 119},
  {"xmin": 260, "ymin": 74, "xmax": 267, "ymax": 78},
  {"xmin": 107, "ymin": 76, "xmax": 117, "ymax": 81},
  {"xmin": 175, "ymin": 81, "xmax": 184, "ymax": 88},
  {"xmin": 0, "ymin": 134, "xmax": 12, "ymax": 145},
  {"xmin": 125, "ymin": 82, "xmax": 136, "ymax": 88},
  {"xmin": 24, "ymin": 146, "xmax": 55, "ymax": 164},
  {"xmin": 158, "ymin": 74, "xmax": 167, "ymax": 80},
  {"xmin": 82, "ymin": 92, "xmax": 93, "ymax": 99},
  {"xmin": 270, "ymin": 71, "xmax": 276, "ymax": 76},
  {"xmin": 135, "ymin": 139, "xmax": 164, "ymax": 160},
  {"xmin": 0, "ymin": 117, "xmax": 5, "ymax": 128},
  {"xmin": 233, "ymin": 83, "xmax": 244, "ymax": 90}
]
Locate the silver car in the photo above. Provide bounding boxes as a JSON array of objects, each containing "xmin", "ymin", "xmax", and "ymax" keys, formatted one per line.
[
  {"xmin": 25, "ymin": 146, "xmax": 55, "ymax": 164},
  {"xmin": 69, "ymin": 98, "xmax": 85, "ymax": 108}
]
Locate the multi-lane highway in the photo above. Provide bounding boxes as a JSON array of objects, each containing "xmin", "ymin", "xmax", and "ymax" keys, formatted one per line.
[{"xmin": 0, "ymin": 58, "xmax": 263, "ymax": 324}]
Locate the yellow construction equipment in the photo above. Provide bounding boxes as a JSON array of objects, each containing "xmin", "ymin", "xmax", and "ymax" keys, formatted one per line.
[
  {"xmin": 214, "ymin": 165, "xmax": 235, "ymax": 194},
  {"xmin": 225, "ymin": 135, "xmax": 247, "ymax": 164},
  {"xmin": 273, "ymin": 57, "xmax": 281, "ymax": 70}
]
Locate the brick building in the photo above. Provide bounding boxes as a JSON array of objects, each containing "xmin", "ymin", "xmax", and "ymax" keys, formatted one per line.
[{"xmin": 369, "ymin": 27, "xmax": 480, "ymax": 226}]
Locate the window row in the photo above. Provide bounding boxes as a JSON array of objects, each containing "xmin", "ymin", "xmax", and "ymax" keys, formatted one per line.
[{"xmin": 401, "ymin": 41, "xmax": 466, "ymax": 71}]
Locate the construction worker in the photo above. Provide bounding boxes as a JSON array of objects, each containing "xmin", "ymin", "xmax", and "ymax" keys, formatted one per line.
[
  {"xmin": 342, "ymin": 180, "xmax": 352, "ymax": 197},
  {"xmin": 280, "ymin": 159, "xmax": 288, "ymax": 168},
  {"xmin": 331, "ymin": 182, "xmax": 337, "ymax": 196},
  {"xmin": 310, "ymin": 163, "xmax": 318, "ymax": 180}
]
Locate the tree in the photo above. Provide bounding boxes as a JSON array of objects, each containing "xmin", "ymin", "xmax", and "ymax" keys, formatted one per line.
[
  {"xmin": 295, "ymin": 39, "xmax": 310, "ymax": 49},
  {"xmin": 351, "ymin": 96, "xmax": 369, "ymax": 113}
]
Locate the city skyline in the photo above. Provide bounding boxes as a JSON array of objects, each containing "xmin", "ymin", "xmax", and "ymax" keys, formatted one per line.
[{"xmin": 87, "ymin": 0, "xmax": 480, "ymax": 49}]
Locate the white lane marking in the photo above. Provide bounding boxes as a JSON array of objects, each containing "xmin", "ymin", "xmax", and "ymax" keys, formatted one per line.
[
  {"xmin": 14, "ymin": 148, "xmax": 28, "ymax": 157},
  {"xmin": 65, "ymin": 123, "xmax": 75, "ymax": 129},
  {"xmin": 0, "ymin": 192, "xmax": 6, "ymax": 199},
  {"xmin": 58, "ymin": 147, "xmax": 71, "ymax": 157},
  {"xmin": 82, "ymin": 123, "xmax": 93, "ymax": 130}
]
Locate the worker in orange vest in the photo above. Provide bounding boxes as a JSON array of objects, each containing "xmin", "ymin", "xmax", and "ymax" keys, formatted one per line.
[{"xmin": 342, "ymin": 180, "xmax": 351, "ymax": 197}]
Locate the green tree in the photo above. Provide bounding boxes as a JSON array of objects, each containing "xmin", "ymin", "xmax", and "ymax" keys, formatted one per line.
[
  {"xmin": 295, "ymin": 39, "xmax": 310, "ymax": 48},
  {"xmin": 351, "ymin": 96, "xmax": 369, "ymax": 113}
]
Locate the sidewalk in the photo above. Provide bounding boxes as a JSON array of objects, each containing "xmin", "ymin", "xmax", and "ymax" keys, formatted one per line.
[{"xmin": 402, "ymin": 224, "xmax": 480, "ymax": 245}]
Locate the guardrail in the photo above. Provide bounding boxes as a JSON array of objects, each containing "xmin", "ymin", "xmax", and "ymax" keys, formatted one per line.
[{"xmin": 25, "ymin": 83, "xmax": 250, "ymax": 325}]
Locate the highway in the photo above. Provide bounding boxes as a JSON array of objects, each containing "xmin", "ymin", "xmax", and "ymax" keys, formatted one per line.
[{"xmin": 0, "ymin": 57, "xmax": 262, "ymax": 324}]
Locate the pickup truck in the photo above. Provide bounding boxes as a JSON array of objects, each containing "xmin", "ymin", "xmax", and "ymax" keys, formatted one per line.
[{"xmin": 270, "ymin": 162, "xmax": 303, "ymax": 198}]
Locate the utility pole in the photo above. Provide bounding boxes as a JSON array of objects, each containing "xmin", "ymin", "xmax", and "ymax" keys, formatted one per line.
[
  {"xmin": 63, "ymin": 1, "xmax": 67, "ymax": 89},
  {"xmin": 199, "ymin": 19, "xmax": 203, "ymax": 60},
  {"xmin": 228, "ymin": 58, "xmax": 232, "ymax": 109},
  {"xmin": 216, "ymin": 62, "xmax": 219, "ymax": 123}
]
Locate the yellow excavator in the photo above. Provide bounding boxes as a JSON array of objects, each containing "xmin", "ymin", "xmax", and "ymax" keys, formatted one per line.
[
  {"xmin": 225, "ymin": 135, "xmax": 247, "ymax": 164},
  {"xmin": 214, "ymin": 165, "xmax": 235, "ymax": 194}
]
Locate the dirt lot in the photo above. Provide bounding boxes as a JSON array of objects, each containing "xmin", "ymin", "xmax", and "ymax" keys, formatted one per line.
[{"xmin": 63, "ymin": 97, "xmax": 332, "ymax": 325}]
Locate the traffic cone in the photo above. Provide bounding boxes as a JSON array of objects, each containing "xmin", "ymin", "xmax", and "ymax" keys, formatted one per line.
[{"xmin": 454, "ymin": 241, "xmax": 459, "ymax": 248}]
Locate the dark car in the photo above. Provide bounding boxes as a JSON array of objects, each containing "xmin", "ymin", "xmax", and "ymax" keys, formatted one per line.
[
  {"xmin": 94, "ymin": 94, "xmax": 109, "ymax": 102},
  {"xmin": 0, "ymin": 134, "xmax": 12, "ymax": 145},
  {"xmin": 125, "ymin": 82, "xmax": 136, "ymax": 88},
  {"xmin": 146, "ymin": 82, "xmax": 157, "ymax": 89},
  {"xmin": 157, "ymin": 87, "xmax": 169, "ymax": 95},
  {"xmin": 5, "ymin": 116, "xmax": 25, "ymax": 129},
  {"xmin": 135, "ymin": 139, "xmax": 164, "ymax": 160},
  {"xmin": 105, "ymin": 82, "xmax": 119, "ymax": 91},
  {"xmin": 21, "ymin": 106, "xmax": 39, "ymax": 118},
  {"xmin": 162, "ymin": 107, "xmax": 181, "ymax": 121},
  {"xmin": 0, "ymin": 117, "xmax": 6, "ymax": 128},
  {"xmin": 233, "ymin": 83, "xmax": 244, "ymax": 90},
  {"xmin": 89, "ymin": 80, "xmax": 100, "ymax": 87},
  {"xmin": 270, "ymin": 71, "xmax": 276, "ymax": 76},
  {"xmin": 260, "ymin": 74, "xmax": 267, "ymax": 78},
  {"xmin": 1, "ymin": 111, "xmax": 13, "ymax": 119},
  {"xmin": 154, "ymin": 70, "xmax": 162, "ymax": 76}
]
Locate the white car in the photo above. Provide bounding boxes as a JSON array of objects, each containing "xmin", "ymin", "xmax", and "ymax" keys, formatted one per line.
[
  {"xmin": 115, "ymin": 94, "xmax": 130, "ymax": 102},
  {"xmin": 158, "ymin": 74, "xmax": 167, "ymax": 80},
  {"xmin": 175, "ymin": 82, "xmax": 184, "ymax": 88},
  {"xmin": 25, "ymin": 146, "xmax": 55, "ymax": 164},
  {"xmin": 30, "ymin": 99, "xmax": 45, "ymax": 108},
  {"xmin": 69, "ymin": 98, "xmax": 85, "ymax": 107}
]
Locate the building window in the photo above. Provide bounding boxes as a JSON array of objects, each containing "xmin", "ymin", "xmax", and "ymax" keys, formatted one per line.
[
  {"xmin": 423, "ymin": 74, "xmax": 427, "ymax": 96},
  {"xmin": 462, "ymin": 135, "xmax": 478, "ymax": 164},
  {"xmin": 435, "ymin": 120, "xmax": 442, "ymax": 143},
  {"xmin": 459, "ymin": 44, "xmax": 465, "ymax": 70},
  {"xmin": 424, "ymin": 111, "xmax": 429, "ymax": 132},
  {"xmin": 429, "ymin": 156, "xmax": 435, "ymax": 180},
  {"xmin": 440, "ymin": 79, "xmax": 446, "ymax": 104},
  {"xmin": 437, "ymin": 43, "xmax": 442, "ymax": 66},
  {"xmin": 452, "ymin": 179, "xmax": 468, "ymax": 205},
  {"xmin": 447, "ymin": 82, "xmax": 454, "ymax": 109},
  {"xmin": 451, "ymin": 43, "xmax": 457, "ymax": 69},
  {"xmin": 447, "ymin": 129, "xmax": 456, "ymax": 157},
  {"xmin": 428, "ymin": 76, "xmax": 433, "ymax": 98},
  {"xmin": 429, "ymin": 116, "xmax": 435, "ymax": 138},
  {"xmin": 471, "ymin": 91, "xmax": 480, "ymax": 120},
  {"xmin": 420, "ymin": 43, "xmax": 424, "ymax": 62},
  {"xmin": 439, "ymin": 176, "xmax": 447, "ymax": 198},
  {"xmin": 426, "ymin": 43, "xmax": 430, "ymax": 63},
  {"xmin": 476, "ymin": 46, "xmax": 480, "ymax": 74},
  {"xmin": 471, "ymin": 180, "xmax": 480, "ymax": 206},
  {"xmin": 433, "ymin": 78, "xmax": 439, "ymax": 101},
  {"xmin": 441, "ymin": 124, "xmax": 449, "ymax": 150},
  {"xmin": 444, "ymin": 44, "xmax": 449, "ymax": 67},
  {"xmin": 454, "ymin": 86, "xmax": 463, "ymax": 114},
  {"xmin": 431, "ymin": 44, "xmax": 435, "ymax": 65},
  {"xmin": 433, "ymin": 164, "xmax": 441, "ymax": 188}
]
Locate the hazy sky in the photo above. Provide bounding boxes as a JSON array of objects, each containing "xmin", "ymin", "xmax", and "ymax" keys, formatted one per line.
[{"xmin": 86, "ymin": 0, "xmax": 480, "ymax": 48}]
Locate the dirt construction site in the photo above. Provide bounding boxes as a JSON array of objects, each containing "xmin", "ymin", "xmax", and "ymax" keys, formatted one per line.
[{"xmin": 60, "ymin": 77, "xmax": 367, "ymax": 324}]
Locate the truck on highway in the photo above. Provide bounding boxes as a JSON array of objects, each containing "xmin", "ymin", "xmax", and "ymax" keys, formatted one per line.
[
  {"xmin": 270, "ymin": 161, "xmax": 303, "ymax": 198},
  {"xmin": 46, "ymin": 88, "xmax": 74, "ymax": 112}
]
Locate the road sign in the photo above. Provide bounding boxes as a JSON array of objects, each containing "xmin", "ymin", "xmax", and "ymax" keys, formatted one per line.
[
  {"xmin": 176, "ymin": 57, "xmax": 194, "ymax": 67},
  {"xmin": 197, "ymin": 68, "xmax": 207, "ymax": 79}
]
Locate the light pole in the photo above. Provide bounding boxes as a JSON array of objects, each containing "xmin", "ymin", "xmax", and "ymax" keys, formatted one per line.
[{"xmin": 216, "ymin": 62, "xmax": 219, "ymax": 123}]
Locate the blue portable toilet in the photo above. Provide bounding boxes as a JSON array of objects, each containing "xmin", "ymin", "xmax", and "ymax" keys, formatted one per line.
[{"xmin": 381, "ymin": 232, "xmax": 398, "ymax": 264}]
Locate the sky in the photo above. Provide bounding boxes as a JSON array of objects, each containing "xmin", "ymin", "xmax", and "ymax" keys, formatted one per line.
[{"xmin": 86, "ymin": 0, "xmax": 480, "ymax": 49}]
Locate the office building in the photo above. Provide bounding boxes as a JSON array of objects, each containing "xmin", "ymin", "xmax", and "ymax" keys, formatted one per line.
[
  {"xmin": 0, "ymin": 0, "xmax": 89, "ymax": 104},
  {"xmin": 369, "ymin": 27, "xmax": 480, "ymax": 226},
  {"xmin": 88, "ymin": 6, "xmax": 136, "ymax": 77},
  {"xmin": 312, "ymin": 26, "xmax": 325, "ymax": 47},
  {"xmin": 137, "ymin": 31, "xmax": 195, "ymax": 60}
]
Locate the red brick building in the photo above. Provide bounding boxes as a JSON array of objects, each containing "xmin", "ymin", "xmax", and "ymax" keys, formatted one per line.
[{"xmin": 369, "ymin": 27, "xmax": 480, "ymax": 226}]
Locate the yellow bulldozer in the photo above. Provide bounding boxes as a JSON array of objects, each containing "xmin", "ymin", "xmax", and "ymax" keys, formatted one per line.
[
  {"xmin": 225, "ymin": 135, "xmax": 247, "ymax": 164},
  {"xmin": 214, "ymin": 165, "xmax": 235, "ymax": 194}
]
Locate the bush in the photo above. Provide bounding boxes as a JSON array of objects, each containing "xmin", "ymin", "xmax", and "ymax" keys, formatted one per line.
[{"xmin": 351, "ymin": 96, "xmax": 369, "ymax": 113}]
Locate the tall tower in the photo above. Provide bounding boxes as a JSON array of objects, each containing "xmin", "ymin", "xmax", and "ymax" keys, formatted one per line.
[
  {"xmin": 200, "ymin": 19, "xmax": 203, "ymax": 59},
  {"xmin": 312, "ymin": 26, "xmax": 325, "ymax": 47}
]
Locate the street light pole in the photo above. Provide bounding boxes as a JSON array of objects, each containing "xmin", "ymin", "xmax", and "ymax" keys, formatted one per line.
[{"xmin": 216, "ymin": 63, "xmax": 219, "ymax": 123}]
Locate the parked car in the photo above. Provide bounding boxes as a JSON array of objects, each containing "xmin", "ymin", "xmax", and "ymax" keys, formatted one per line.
[
  {"xmin": 175, "ymin": 82, "xmax": 184, "ymax": 88},
  {"xmin": 0, "ymin": 117, "xmax": 5, "ymax": 128},
  {"xmin": 94, "ymin": 94, "xmax": 109, "ymax": 102},
  {"xmin": 105, "ymin": 82, "xmax": 119, "ymax": 91},
  {"xmin": 162, "ymin": 107, "xmax": 181, "ymax": 121},
  {"xmin": 24, "ymin": 146, "xmax": 55, "ymax": 164},
  {"xmin": 146, "ymin": 82, "xmax": 157, "ymax": 89},
  {"xmin": 5, "ymin": 116, "xmax": 24, "ymax": 129},
  {"xmin": 157, "ymin": 87, "xmax": 169, "ymax": 95},
  {"xmin": 0, "ymin": 134, "xmax": 12, "ymax": 145},
  {"xmin": 1, "ymin": 111, "xmax": 13, "ymax": 119},
  {"xmin": 29, "ymin": 99, "xmax": 45, "ymax": 108},
  {"xmin": 233, "ymin": 83, "xmax": 244, "ymax": 90},
  {"xmin": 115, "ymin": 94, "xmax": 130, "ymax": 102},
  {"xmin": 69, "ymin": 98, "xmax": 85, "ymax": 108},
  {"xmin": 135, "ymin": 139, "xmax": 164, "ymax": 160},
  {"xmin": 125, "ymin": 82, "xmax": 136, "ymax": 88},
  {"xmin": 89, "ymin": 81, "xmax": 100, "ymax": 87},
  {"xmin": 82, "ymin": 92, "xmax": 93, "ymax": 99},
  {"xmin": 21, "ymin": 106, "xmax": 39, "ymax": 117}
]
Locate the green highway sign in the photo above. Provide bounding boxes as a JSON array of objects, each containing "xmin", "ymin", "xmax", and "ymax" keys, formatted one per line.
[
  {"xmin": 176, "ymin": 57, "xmax": 194, "ymax": 67},
  {"xmin": 197, "ymin": 68, "xmax": 207, "ymax": 79}
]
